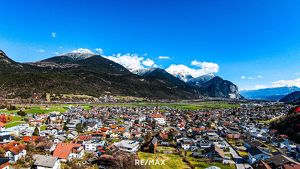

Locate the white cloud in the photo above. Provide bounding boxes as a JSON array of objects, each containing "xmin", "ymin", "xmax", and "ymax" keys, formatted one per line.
[
  {"xmin": 240, "ymin": 84, "xmax": 268, "ymax": 91},
  {"xmin": 142, "ymin": 58, "xmax": 155, "ymax": 67},
  {"xmin": 271, "ymin": 78, "xmax": 300, "ymax": 88},
  {"xmin": 51, "ymin": 32, "xmax": 56, "ymax": 38},
  {"xmin": 95, "ymin": 48, "xmax": 103, "ymax": 55},
  {"xmin": 38, "ymin": 49, "xmax": 45, "ymax": 53},
  {"xmin": 240, "ymin": 75, "xmax": 263, "ymax": 80},
  {"xmin": 158, "ymin": 56, "xmax": 170, "ymax": 59},
  {"xmin": 253, "ymin": 85, "xmax": 268, "ymax": 89},
  {"xmin": 295, "ymin": 72, "xmax": 300, "ymax": 75},
  {"xmin": 53, "ymin": 52, "xmax": 60, "ymax": 55},
  {"xmin": 104, "ymin": 53, "xmax": 156, "ymax": 71},
  {"xmin": 166, "ymin": 60, "xmax": 219, "ymax": 78},
  {"xmin": 191, "ymin": 61, "xmax": 219, "ymax": 74}
]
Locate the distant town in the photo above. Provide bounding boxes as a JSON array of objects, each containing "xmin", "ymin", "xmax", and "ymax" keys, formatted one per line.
[{"xmin": 0, "ymin": 96, "xmax": 299, "ymax": 169}]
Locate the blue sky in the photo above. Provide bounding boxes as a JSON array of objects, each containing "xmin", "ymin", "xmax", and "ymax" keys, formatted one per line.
[{"xmin": 1, "ymin": 0, "xmax": 300, "ymax": 90}]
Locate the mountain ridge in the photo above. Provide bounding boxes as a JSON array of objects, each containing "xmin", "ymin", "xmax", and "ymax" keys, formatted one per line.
[
  {"xmin": 240, "ymin": 86, "xmax": 300, "ymax": 101},
  {"xmin": 280, "ymin": 91, "xmax": 300, "ymax": 104},
  {"xmin": 0, "ymin": 50, "xmax": 241, "ymax": 100}
]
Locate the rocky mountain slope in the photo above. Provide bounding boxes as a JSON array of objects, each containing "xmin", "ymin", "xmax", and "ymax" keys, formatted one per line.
[
  {"xmin": 198, "ymin": 76, "xmax": 241, "ymax": 99},
  {"xmin": 280, "ymin": 91, "xmax": 300, "ymax": 104},
  {"xmin": 187, "ymin": 74, "xmax": 215, "ymax": 87},
  {"xmin": 134, "ymin": 68, "xmax": 241, "ymax": 99},
  {"xmin": 270, "ymin": 108, "xmax": 300, "ymax": 143}
]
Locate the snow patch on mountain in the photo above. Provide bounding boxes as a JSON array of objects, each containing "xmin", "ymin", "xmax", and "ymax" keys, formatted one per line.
[
  {"xmin": 187, "ymin": 73, "xmax": 215, "ymax": 86},
  {"xmin": 133, "ymin": 68, "xmax": 157, "ymax": 76},
  {"xmin": 166, "ymin": 61, "xmax": 219, "ymax": 82},
  {"xmin": 60, "ymin": 48, "xmax": 96, "ymax": 60}
]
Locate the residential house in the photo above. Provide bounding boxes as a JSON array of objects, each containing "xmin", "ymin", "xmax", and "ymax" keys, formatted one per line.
[
  {"xmin": 0, "ymin": 158, "xmax": 10, "ymax": 169},
  {"xmin": 33, "ymin": 154, "xmax": 61, "ymax": 169},
  {"xmin": 0, "ymin": 122, "xmax": 5, "ymax": 131},
  {"xmin": 54, "ymin": 136, "xmax": 66, "ymax": 143},
  {"xmin": 142, "ymin": 137, "xmax": 158, "ymax": 153},
  {"xmin": 67, "ymin": 131, "xmax": 78, "ymax": 139},
  {"xmin": 150, "ymin": 113, "xmax": 166, "ymax": 125},
  {"xmin": 3, "ymin": 142, "xmax": 27, "ymax": 162},
  {"xmin": 53, "ymin": 143, "xmax": 84, "ymax": 161},
  {"xmin": 0, "ymin": 135, "xmax": 13, "ymax": 143},
  {"xmin": 114, "ymin": 140, "xmax": 139, "ymax": 153},
  {"xmin": 267, "ymin": 155, "xmax": 297, "ymax": 169},
  {"xmin": 86, "ymin": 121, "xmax": 98, "ymax": 131},
  {"xmin": 247, "ymin": 147, "xmax": 270, "ymax": 164},
  {"xmin": 181, "ymin": 138, "xmax": 194, "ymax": 150},
  {"xmin": 148, "ymin": 137, "xmax": 158, "ymax": 153},
  {"xmin": 22, "ymin": 136, "xmax": 42, "ymax": 144},
  {"xmin": 207, "ymin": 146, "xmax": 226, "ymax": 162},
  {"xmin": 84, "ymin": 140, "xmax": 107, "ymax": 152}
]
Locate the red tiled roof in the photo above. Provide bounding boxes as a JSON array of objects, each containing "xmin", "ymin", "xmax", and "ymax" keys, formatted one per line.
[
  {"xmin": 99, "ymin": 127, "xmax": 109, "ymax": 132},
  {"xmin": 78, "ymin": 135, "xmax": 92, "ymax": 141},
  {"xmin": 283, "ymin": 164, "xmax": 300, "ymax": 169},
  {"xmin": 150, "ymin": 113, "xmax": 164, "ymax": 118},
  {"xmin": 22, "ymin": 136, "xmax": 40, "ymax": 143},
  {"xmin": 2, "ymin": 142, "xmax": 25, "ymax": 155},
  {"xmin": 53, "ymin": 143, "xmax": 82, "ymax": 159},
  {"xmin": 294, "ymin": 106, "xmax": 300, "ymax": 113},
  {"xmin": 118, "ymin": 127, "xmax": 125, "ymax": 132}
]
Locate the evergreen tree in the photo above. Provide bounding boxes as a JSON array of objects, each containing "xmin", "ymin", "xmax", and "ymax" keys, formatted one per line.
[{"xmin": 33, "ymin": 127, "xmax": 39, "ymax": 136}]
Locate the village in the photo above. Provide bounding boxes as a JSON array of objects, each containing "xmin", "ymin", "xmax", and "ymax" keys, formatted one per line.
[{"xmin": 0, "ymin": 102, "xmax": 299, "ymax": 169}]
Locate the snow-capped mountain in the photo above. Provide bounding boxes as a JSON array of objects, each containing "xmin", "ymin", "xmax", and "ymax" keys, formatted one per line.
[
  {"xmin": 187, "ymin": 73, "xmax": 215, "ymax": 87},
  {"xmin": 165, "ymin": 68, "xmax": 193, "ymax": 82},
  {"xmin": 133, "ymin": 68, "xmax": 187, "ymax": 86},
  {"xmin": 59, "ymin": 48, "xmax": 97, "ymax": 61},
  {"xmin": 132, "ymin": 68, "xmax": 157, "ymax": 76}
]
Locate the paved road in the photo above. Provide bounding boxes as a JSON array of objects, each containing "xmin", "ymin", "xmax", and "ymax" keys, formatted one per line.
[{"xmin": 223, "ymin": 140, "xmax": 252, "ymax": 169}]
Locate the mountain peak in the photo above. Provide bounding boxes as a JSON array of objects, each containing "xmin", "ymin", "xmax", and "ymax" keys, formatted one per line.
[
  {"xmin": 0, "ymin": 50, "xmax": 5, "ymax": 56},
  {"xmin": 0, "ymin": 50, "xmax": 24, "ymax": 71},
  {"xmin": 133, "ymin": 68, "xmax": 162, "ymax": 76},
  {"xmin": 60, "ymin": 48, "xmax": 97, "ymax": 60},
  {"xmin": 0, "ymin": 50, "xmax": 15, "ymax": 63},
  {"xmin": 187, "ymin": 73, "xmax": 215, "ymax": 86}
]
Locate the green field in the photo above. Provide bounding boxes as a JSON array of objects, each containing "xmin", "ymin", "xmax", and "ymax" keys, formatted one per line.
[
  {"xmin": 4, "ymin": 121, "xmax": 25, "ymax": 128},
  {"xmin": 185, "ymin": 151, "xmax": 235, "ymax": 169},
  {"xmin": 88, "ymin": 101, "xmax": 240, "ymax": 110},
  {"xmin": 0, "ymin": 101, "xmax": 239, "ymax": 129},
  {"xmin": 138, "ymin": 147, "xmax": 190, "ymax": 169},
  {"xmin": 40, "ymin": 125, "xmax": 47, "ymax": 131},
  {"xmin": 0, "ymin": 101, "xmax": 239, "ymax": 116},
  {"xmin": 0, "ymin": 105, "xmax": 69, "ymax": 115}
]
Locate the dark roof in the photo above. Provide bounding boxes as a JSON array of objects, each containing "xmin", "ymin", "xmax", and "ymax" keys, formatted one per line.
[
  {"xmin": 0, "ymin": 158, "xmax": 9, "ymax": 165},
  {"xmin": 248, "ymin": 147, "xmax": 264, "ymax": 156},
  {"xmin": 268, "ymin": 155, "xmax": 292, "ymax": 167},
  {"xmin": 245, "ymin": 140, "xmax": 262, "ymax": 148},
  {"xmin": 0, "ymin": 135, "xmax": 13, "ymax": 142}
]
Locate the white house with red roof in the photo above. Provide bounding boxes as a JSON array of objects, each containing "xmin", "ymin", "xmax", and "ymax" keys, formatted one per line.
[
  {"xmin": 150, "ymin": 113, "xmax": 166, "ymax": 125},
  {"xmin": 53, "ymin": 143, "xmax": 84, "ymax": 161}
]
